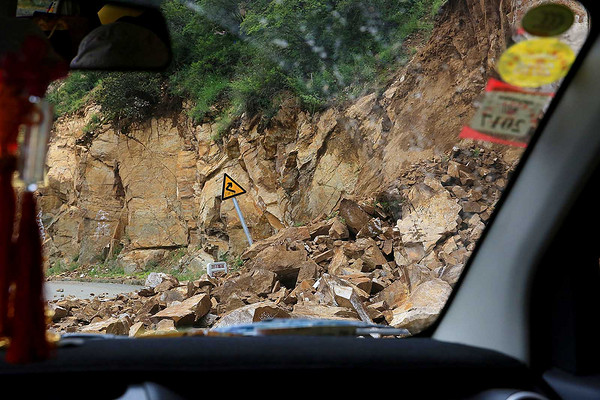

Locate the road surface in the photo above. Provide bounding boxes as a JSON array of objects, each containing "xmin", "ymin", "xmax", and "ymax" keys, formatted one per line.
[{"xmin": 45, "ymin": 281, "xmax": 144, "ymax": 300}]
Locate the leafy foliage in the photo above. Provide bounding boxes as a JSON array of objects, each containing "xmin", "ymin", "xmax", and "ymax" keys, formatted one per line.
[
  {"xmin": 164, "ymin": 0, "xmax": 244, "ymax": 121},
  {"xmin": 46, "ymin": 71, "xmax": 101, "ymax": 117},
  {"xmin": 94, "ymin": 72, "xmax": 164, "ymax": 121},
  {"xmin": 48, "ymin": 0, "xmax": 445, "ymax": 128}
]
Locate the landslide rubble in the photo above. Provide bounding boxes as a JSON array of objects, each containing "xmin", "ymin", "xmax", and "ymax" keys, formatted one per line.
[{"xmin": 48, "ymin": 145, "xmax": 513, "ymax": 336}]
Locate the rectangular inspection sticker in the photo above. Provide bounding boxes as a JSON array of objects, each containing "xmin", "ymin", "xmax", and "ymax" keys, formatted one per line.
[
  {"xmin": 460, "ymin": 79, "xmax": 553, "ymax": 148},
  {"xmin": 470, "ymin": 91, "xmax": 549, "ymax": 138}
]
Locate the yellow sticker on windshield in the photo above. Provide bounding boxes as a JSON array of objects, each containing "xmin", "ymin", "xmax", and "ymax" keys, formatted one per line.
[{"xmin": 498, "ymin": 38, "xmax": 575, "ymax": 88}]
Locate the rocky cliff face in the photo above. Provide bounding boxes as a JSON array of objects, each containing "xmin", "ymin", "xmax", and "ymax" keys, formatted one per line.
[
  {"xmin": 47, "ymin": 144, "xmax": 518, "ymax": 335},
  {"xmin": 38, "ymin": 0, "xmax": 587, "ymax": 275}
]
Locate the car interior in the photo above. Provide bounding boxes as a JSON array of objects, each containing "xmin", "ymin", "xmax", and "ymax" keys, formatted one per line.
[{"xmin": 1, "ymin": 0, "xmax": 600, "ymax": 399}]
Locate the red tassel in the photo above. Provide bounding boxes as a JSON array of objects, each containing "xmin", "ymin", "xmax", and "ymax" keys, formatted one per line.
[
  {"xmin": 1, "ymin": 27, "xmax": 67, "ymax": 362},
  {"xmin": 5, "ymin": 192, "xmax": 48, "ymax": 363},
  {"xmin": 0, "ymin": 157, "xmax": 16, "ymax": 337}
]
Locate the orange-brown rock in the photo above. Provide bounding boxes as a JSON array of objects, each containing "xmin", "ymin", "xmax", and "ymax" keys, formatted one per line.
[{"xmin": 151, "ymin": 293, "xmax": 211, "ymax": 327}]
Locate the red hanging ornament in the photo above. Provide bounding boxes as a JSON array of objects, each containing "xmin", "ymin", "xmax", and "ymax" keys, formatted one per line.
[
  {"xmin": 0, "ymin": 156, "xmax": 16, "ymax": 338},
  {"xmin": 4, "ymin": 192, "xmax": 48, "ymax": 363},
  {"xmin": 0, "ymin": 83, "xmax": 27, "ymax": 339},
  {"xmin": 1, "ymin": 19, "xmax": 68, "ymax": 363}
]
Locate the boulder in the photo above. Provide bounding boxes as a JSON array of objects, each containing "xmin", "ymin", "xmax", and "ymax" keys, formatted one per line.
[
  {"xmin": 317, "ymin": 274, "xmax": 372, "ymax": 323},
  {"xmin": 390, "ymin": 279, "xmax": 452, "ymax": 334},
  {"xmin": 339, "ymin": 199, "xmax": 371, "ymax": 234},
  {"xmin": 356, "ymin": 218, "xmax": 385, "ymax": 239},
  {"xmin": 291, "ymin": 304, "xmax": 359, "ymax": 321},
  {"xmin": 328, "ymin": 217, "xmax": 349, "ymax": 240},
  {"xmin": 145, "ymin": 272, "xmax": 177, "ymax": 289},
  {"xmin": 249, "ymin": 244, "xmax": 318, "ymax": 287},
  {"xmin": 156, "ymin": 319, "xmax": 177, "ymax": 332},
  {"xmin": 213, "ymin": 269, "xmax": 278, "ymax": 301},
  {"xmin": 397, "ymin": 180, "xmax": 461, "ymax": 252},
  {"xmin": 50, "ymin": 304, "xmax": 68, "ymax": 322},
  {"xmin": 128, "ymin": 321, "xmax": 146, "ymax": 337},
  {"xmin": 80, "ymin": 314, "xmax": 132, "ymax": 335},
  {"xmin": 241, "ymin": 227, "xmax": 311, "ymax": 260},
  {"xmin": 151, "ymin": 293, "xmax": 211, "ymax": 327},
  {"xmin": 213, "ymin": 302, "xmax": 290, "ymax": 328},
  {"xmin": 371, "ymin": 280, "xmax": 409, "ymax": 309}
]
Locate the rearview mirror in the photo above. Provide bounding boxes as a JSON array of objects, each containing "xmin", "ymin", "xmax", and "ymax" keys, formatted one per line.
[{"xmin": 26, "ymin": 1, "xmax": 172, "ymax": 71}]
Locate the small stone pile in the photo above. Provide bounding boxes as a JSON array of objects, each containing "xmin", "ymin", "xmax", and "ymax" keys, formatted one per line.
[{"xmin": 48, "ymin": 146, "xmax": 514, "ymax": 337}]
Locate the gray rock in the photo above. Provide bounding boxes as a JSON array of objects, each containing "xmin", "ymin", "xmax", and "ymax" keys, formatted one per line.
[{"xmin": 145, "ymin": 272, "xmax": 170, "ymax": 288}]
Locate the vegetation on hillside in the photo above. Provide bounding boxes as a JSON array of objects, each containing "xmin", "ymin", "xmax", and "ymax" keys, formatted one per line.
[{"xmin": 48, "ymin": 0, "xmax": 446, "ymax": 128}]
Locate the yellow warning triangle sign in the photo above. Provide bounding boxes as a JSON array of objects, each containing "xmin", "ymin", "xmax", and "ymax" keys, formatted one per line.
[{"xmin": 221, "ymin": 173, "xmax": 247, "ymax": 200}]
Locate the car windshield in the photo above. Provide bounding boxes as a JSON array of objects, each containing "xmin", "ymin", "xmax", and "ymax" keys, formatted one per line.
[{"xmin": 3, "ymin": 0, "xmax": 590, "ymax": 339}]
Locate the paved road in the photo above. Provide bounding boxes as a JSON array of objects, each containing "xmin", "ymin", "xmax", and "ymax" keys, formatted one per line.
[{"xmin": 45, "ymin": 281, "xmax": 144, "ymax": 300}]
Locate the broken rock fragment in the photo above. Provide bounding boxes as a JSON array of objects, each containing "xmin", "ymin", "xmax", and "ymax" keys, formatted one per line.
[
  {"xmin": 328, "ymin": 217, "xmax": 349, "ymax": 240},
  {"xmin": 339, "ymin": 199, "xmax": 371, "ymax": 234},
  {"xmin": 156, "ymin": 319, "xmax": 177, "ymax": 332},
  {"xmin": 356, "ymin": 217, "xmax": 385, "ymax": 239},
  {"xmin": 80, "ymin": 314, "xmax": 132, "ymax": 335},
  {"xmin": 360, "ymin": 239, "xmax": 388, "ymax": 270},
  {"xmin": 213, "ymin": 269, "xmax": 278, "ymax": 301},
  {"xmin": 317, "ymin": 274, "xmax": 372, "ymax": 323},
  {"xmin": 313, "ymin": 249, "xmax": 334, "ymax": 263},
  {"xmin": 160, "ymin": 289, "xmax": 185, "ymax": 306},
  {"xmin": 371, "ymin": 280, "xmax": 409, "ymax": 309},
  {"xmin": 242, "ymin": 226, "xmax": 311, "ymax": 260},
  {"xmin": 327, "ymin": 246, "xmax": 350, "ymax": 275},
  {"xmin": 309, "ymin": 219, "xmax": 335, "ymax": 239},
  {"xmin": 129, "ymin": 321, "xmax": 146, "ymax": 337},
  {"xmin": 213, "ymin": 301, "xmax": 290, "ymax": 328},
  {"xmin": 291, "ymin": 302, "xmax": 361, "ymax": 321},
  {"xmin": 291, "ymin": 303, "xmax": 360, "ymax": 321},
  {"xmin": 49, "ymin": 304, "xmax": 68, "ymax": 322},
  {"xmin": 396, "ymin": 181, "xmax": 461, "ymax": 253},
  {"xmin": 151, "ymin": 293, "xmax": 211, "ymax": 327},
  {"xmin": 390, "ymin": 278, "xmax": 452, "ymax": 334},
  {"xmin": 249, "ymin": 244, "xmax": 318, "ymax": 287},
  {"xmin": 145, "ymin": 272, "xmax": 177, "ymax": 289},
  {"xmin": 286, "ymin": 279, "xmax": 316, "ymax": 304}
]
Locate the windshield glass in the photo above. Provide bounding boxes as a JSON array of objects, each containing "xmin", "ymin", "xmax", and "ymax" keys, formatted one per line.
[{"xmin": 8, "ymin": 0, "xmax": 589, "ymax": 338}]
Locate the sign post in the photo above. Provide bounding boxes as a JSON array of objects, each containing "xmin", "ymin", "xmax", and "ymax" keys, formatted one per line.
[
  {"xmin": 232, "ymin": 197, "xmax": 253, "ymax": 246},
  {"xmin": 221, "ymin": 173, "xmax": 253, "ymax": 246}
]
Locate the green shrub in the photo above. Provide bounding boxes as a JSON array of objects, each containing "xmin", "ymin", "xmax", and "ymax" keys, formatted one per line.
[
  {"xmin": 163, "ymin": 0, "xmax": 243, "ymax": 122},
  {"xmin": 82, "ymin": 113, "xmax": 102, "ymax": 135},
  {"xmin": 47, "ymin": 71, "xmax": 101, "ymax": 117},
  {"xmin": 48, "ymin": 0, "xmax": 445, "ymax": 126},
  {"xmin": 94, "ymin": 72, "xmax": 164, "ymax": 122}
]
